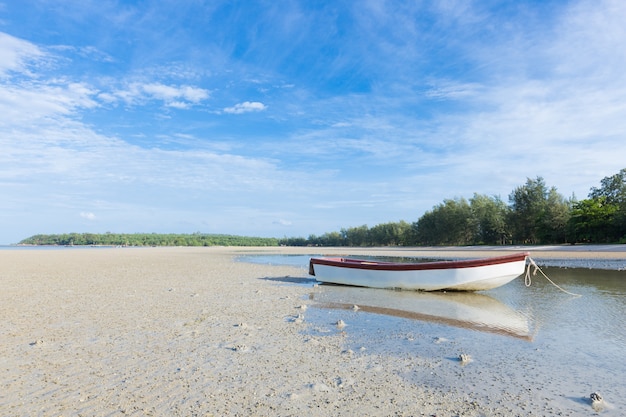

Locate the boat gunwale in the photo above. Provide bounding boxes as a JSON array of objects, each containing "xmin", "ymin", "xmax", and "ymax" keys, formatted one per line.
[{"xmin": 309, "ymin": 252, "xmax": 529, "ymax": 274}]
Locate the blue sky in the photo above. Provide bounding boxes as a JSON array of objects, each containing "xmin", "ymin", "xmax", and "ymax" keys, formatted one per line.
[{"xmin": 1, "ymin": 0, "xmax": 626, "ymax": 244}]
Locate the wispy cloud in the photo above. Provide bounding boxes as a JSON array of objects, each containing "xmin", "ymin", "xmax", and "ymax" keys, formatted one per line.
[
  {"xmin": 80, "ymin": 212, "xmax": 97, "ymax": 221},
  {"xmin": 141, "ymin": 83, "xmax": 209, "ymax": 104},
  {"xmin": 1, "ymin": 81, "xmax": 99, "ymax": 127},
  {"xmin": 223, "ymin": 101, "xmax": 267, "ymax": 114},
  {"xmin": 103, "ymin": 82, "xmax": 210, "ymax": 108},
  {"xmin": 0, "ymin": 32, "xmax": 45, "ymax": 76}
]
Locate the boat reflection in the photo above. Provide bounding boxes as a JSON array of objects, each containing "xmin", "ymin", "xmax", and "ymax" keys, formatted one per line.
[{"xmin": 309, "ymin": 285, "xmax": 533, "ymax": 341}]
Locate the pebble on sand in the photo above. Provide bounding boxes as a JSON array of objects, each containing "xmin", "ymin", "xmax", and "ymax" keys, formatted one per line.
[
  {"xmin": 590, "ymin": 392, "xmax": 605, "ymax": 411},
  {"xmin": 459, "ymin": 353, "xmax": 472, "ymax": 364}
]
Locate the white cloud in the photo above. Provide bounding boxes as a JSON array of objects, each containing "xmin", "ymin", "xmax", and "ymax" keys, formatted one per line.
[
  {"xmin": 106, "ymin": 82, "xmax": 210, "ymax": 108},
  {"xmin": 0, "ymin": 81, "xmax": 100, "ymax": 128},
  {"xmin": 168, "ymin": 101, "xmax": 190, "ymax": 109},
  {"xmin": 141, "ymin": 83, "xmax": 209, "ymax": 103},
  {"xmin": 223, "ymin": 101, "xmax": 267, "ymax": 114},
  {"xmin": 80, "ymin": 212, "xmax": 97, "ymax": 220},
  {"xmin": 0, "ymin": 32, "xmax": 45, "ymax": 77}
]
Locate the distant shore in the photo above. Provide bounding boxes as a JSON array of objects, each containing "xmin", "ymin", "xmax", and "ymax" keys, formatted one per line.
[
  {"xmin": 5, "ymin": 243, "xmax": 626, "ymax": 257},
  {"xmin": 226, "ymin": 243, "xmax": 626, "ymax": 258},
  {"xmin": 5, "ymin": 243, "xmax": 626, "ymax": 270}
]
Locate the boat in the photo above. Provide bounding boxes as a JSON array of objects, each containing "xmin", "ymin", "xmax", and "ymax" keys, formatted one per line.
[
  {"xmin": 309, "ymin": 286, "xmax": 533, "ymax": 340},
  {"xmin": 308, "ymin": 252, "xmax": 530, "ymax": 291}
]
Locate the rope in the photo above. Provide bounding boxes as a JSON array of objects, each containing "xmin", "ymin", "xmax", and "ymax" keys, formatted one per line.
[{"xmin": 525, "ymin": 256, "xmax": 582, "ymax": 297}]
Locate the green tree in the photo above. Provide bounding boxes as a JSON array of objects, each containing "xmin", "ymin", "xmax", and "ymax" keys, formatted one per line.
[
  {"xmin": 508, "ymin": 177, "xmax": 570, "ymax": 244},
  {"xmin": 588, "ymin": 168, "xmax": 626, "ymax": 241},
  {"xmin": 590, "ymin": 168, "xmax": 626, "ymax": 204},
  {"xmin": 414, "ymin": 198, "xmax": 474, "ymax": 245},
  {"xmin": 538, "ymin": 188, "xmax": 572, "ymax": 243},
  {"xmin": 469, "ymin": 194, "xmax": 510, "ymax": 245},
  {"xmin": 568, "ymin": 197, "xmax": 618, "ymax": 243},
  {"xmin": 318, "ymin": 231, "xmax": 345, "ymax": 246},
  {"xmin": 369, "ymin": 221, "xmax": 411, "ymax": 246},
  {"xmin": 342, "ymin": 225, "xmax": 369, "ymax": 246},
  {"xmin": 566, "ymin": 168, "xmax": 626, "ymax": 243},
  {"xmin": 508, "ymin": 177, "xmax": 548, "ymax": 244}
]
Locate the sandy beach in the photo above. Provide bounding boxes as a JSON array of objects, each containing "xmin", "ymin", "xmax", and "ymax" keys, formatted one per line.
[{"xmin": 1, "ymin": 246, "xmax": 624, "ymax": 416}]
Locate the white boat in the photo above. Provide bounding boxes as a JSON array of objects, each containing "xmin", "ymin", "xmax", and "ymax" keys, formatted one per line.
[
  {"xmin": 308, "ymin": 252, "xmax": 529, "ymax": 291},
  {"xmin": 310, "ymin": 286, "xmax": 532, "ymax": 340}
]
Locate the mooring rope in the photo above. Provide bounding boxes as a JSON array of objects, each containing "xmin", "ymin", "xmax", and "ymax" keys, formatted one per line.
[{"xmin": 525, "ymin": 256, "xmax": 582, "ymax": 297}]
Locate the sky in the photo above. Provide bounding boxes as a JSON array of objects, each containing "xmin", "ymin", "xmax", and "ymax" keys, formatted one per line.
[{"xmin": 1, "ymin": 0, "xmax": 626, "ymax": 244}]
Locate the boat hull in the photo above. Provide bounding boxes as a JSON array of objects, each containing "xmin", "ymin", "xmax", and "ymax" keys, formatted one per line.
[{"xmin": 309, "ymin": 252, "xmax": 529, "ymax": 291}]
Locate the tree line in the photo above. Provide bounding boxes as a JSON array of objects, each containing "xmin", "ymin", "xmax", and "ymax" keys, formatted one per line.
[
  {"xmin": 19, "ymin": 169, "xmax": 626, "ymax": 248},
  {"xmin": 19, "ymin": 232, "xmax": 279, "ymax": 247},
  {"xmin": 281, "ymin": 169, "xmax": 626, "ymax": 247}
]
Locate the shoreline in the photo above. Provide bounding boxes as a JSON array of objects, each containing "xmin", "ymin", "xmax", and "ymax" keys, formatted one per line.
[
  {"xmin": 0, "ymin": 246, "xmax": 622, "ymax": 416},
  {"xmin": 228, "ymin": 244, "xmax": 626, "ymax": 270},
  {"xmin": 5, "ymin": 243, "xmax": 626, "ymax": 257},
  {"xmin": 227, "ymin": 243, "xmax": 626, "ymax": 257}
]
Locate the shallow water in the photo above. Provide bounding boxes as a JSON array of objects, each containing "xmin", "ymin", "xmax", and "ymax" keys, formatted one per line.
[{"xmin": 244, "ymin": 254, "xmax": 626, "ymax": 414}]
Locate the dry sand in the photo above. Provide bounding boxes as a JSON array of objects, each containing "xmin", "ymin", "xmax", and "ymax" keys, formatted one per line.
[{"xmin": 1, "ymin": 246, "xmax": 623, "ymax": 416}]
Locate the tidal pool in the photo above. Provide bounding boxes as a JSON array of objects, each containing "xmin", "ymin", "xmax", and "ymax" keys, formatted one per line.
[{"xmin": 244, "ymin": 254, "xmax": 626, "ymax": 414}]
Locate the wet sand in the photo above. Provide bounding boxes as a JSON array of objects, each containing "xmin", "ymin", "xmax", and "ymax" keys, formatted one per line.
[
  {"xmin": 1, "ymin": 246, "xmax": 623, "ymax": 416},
  {"xmin": 243, "ymin": 243, "xmax": 626, "ymax": 262}
]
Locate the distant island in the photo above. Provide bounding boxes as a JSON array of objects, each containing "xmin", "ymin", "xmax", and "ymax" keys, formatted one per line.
[{"xmin": 19, "ymin": 233, "xmax": 280, "ymax": 247}]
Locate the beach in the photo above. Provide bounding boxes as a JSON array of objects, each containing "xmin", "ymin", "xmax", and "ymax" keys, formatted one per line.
[{"xmin": 1, "ymin": 246, "xmax": 624, "ymax": 416}]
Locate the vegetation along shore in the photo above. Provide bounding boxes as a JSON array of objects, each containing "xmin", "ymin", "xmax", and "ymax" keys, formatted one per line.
[{"xmin": 18, "ymin": 169, "xmax": 626, "ymax": 248}]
